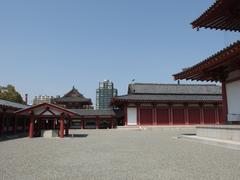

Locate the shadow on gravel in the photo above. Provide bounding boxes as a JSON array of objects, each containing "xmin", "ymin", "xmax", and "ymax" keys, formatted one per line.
[
  {"xmin": 0, "ymin": 133, "xmax": 28, "ymax": 142},
  {"xmin": 182, "ymin": 133, "xmax": 196, "ymax": 136},
  {"xmin": 66, "ymin": 134, "xmax": 88, "ymax": 138}
]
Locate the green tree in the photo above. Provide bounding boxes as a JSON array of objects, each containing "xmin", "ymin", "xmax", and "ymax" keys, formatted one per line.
[{"xmin": 0, "ymin": 85, "xmax": 24, "ymax": 104}]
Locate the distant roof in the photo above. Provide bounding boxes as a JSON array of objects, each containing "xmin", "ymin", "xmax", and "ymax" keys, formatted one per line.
[
  {"xmin": 0, "ymin": 99, "xmax": 28, "ymax": 110},
  {"xmin": 191, "ymin": 0, "xmax": 240, "ymax": 32},
  {"xmin": 113, "ymin": 83, "xmax": 222, "ymax": 104},
  {"xmin": 128, "ymin": 83, "xmax": 222, "ymax": 95},
  {"xmin": 113, "ymin": 94, "xmax": 222, "ymax": 103},
  {"xmin": 173, "ymin": 41, "xmax": 240, "ymax": 81},
  {"xmin": 71, "ymin": 109, "xmax": 115, "ymax": 117},
  {"xmin": 54, "ymin": 87, "xmax": 92, "ymax": 105}
]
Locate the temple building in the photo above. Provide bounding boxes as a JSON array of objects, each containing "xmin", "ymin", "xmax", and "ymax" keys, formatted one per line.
[
  {"xmin": 54, "ymin": 86, "xmax": 93, "ymax": 109},
  {"xmin": 0, "ymin": 99, "xmax": 28, "ymax": 136},
  {"xmin": 174, "ymin": 0, "xmax": 240, "ymax": 124},
  {"xmin": 112, "ymin": 83, "xmax": 223, "ymax": 126}
]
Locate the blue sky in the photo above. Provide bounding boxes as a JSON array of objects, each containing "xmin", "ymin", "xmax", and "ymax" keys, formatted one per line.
[{"xmin": 0, "ymin": 0, "xmax": 239, "ymax": 105}]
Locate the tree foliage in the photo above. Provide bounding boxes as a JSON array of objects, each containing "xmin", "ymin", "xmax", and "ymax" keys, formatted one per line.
[{"xmin": 0, "ymin": 85, "xmax": 24, "ymax": 104}]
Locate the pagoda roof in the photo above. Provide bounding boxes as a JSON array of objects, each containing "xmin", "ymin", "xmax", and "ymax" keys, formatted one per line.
[
  {"xmin": 173, "ymin": 41, "xmax": 240, "ymax": 81},
  {"xmin": 192, "ymin": 0, "xmax": 240, "ymax": 32},
  {"xmin": 54, "ymin": 87, "xmax": 92, "ymax": 105}
]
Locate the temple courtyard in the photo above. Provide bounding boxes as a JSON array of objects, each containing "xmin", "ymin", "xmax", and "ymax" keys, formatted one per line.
[{"xmin": 0, "ymin": 128, "xmax": 240, "ymax": 180}]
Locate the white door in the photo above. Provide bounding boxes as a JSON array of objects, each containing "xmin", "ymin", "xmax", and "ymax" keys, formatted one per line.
[
  {"xmin": 226, "ymin": 80, "xmax": 240, "ymax": 121},
  {"xmin": 127, "ymin": 107, "xmax": 137, "ymax": 125}
]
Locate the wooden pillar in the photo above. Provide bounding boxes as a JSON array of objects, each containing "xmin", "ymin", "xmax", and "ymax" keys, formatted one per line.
[
  {"xmin": 152, "ymin": 103, "xmax": 157, "ymax": 126},
  {"xmin": 222, "ymin": 81, "xmax": 228, "ymax": 123},
  {"xmin": 200, "ymin": 104, "xmax": 204, "ymax": 124},
  {"xmin": 215, "ymin": 104, "xmax": 220, "ymax": 124},
  {"xmin": 29, "ymin": 115, "xmax": 34, "ymax": 138},
  {"xmin": 59, "ymin": 115, "xmax": 64, "ymax": 138},
  {"xmin": 168, "ymin": 103, "xmax": 173, "ymax": 125},
  {"xmin": 184, "ymin": 104, "xmax": 189, "ymax": 125},
  {"xmin": 124, "ymin": 104, "xmax": 128, "ymax": 126},
  {"xmin": 136, "ymin": 103, "xmax": 140, "ymax": 126}
]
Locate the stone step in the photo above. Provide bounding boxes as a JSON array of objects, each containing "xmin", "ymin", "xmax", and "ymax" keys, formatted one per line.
[{"xmin": 117, "ymin": 125, "xmax": 141, "ymax": 130}]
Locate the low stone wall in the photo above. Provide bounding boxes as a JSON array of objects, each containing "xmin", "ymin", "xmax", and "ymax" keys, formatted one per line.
[
  {"xmin": 41, "ymin": 130, "xmax": 58, "ymax": 138},
  {"xmin": 197, "ymin": 125, "xmax": 240, "ymax": 142}
]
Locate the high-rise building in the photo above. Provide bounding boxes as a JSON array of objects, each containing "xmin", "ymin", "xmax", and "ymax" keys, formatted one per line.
[
  {"xmin": 96, "ymin": 80, "xmax": 118, "ymax": 109},
  {"xmin": 33, "ymin": 95, "xmax": 54, "ymax": 105}
]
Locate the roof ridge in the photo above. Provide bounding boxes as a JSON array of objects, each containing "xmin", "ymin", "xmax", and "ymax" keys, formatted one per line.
[{"xmin": 132, "ymin": 83, "xmax": 220, "ymax": 86}]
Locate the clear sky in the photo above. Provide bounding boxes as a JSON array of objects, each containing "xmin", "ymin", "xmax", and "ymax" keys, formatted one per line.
[{"xmin": 0, "ymin": 0, "xmax": 239, "ymax": 105}]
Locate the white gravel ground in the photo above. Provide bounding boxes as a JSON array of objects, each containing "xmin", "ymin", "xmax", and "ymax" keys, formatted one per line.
[{"xmin": 0, "ymin": 128, "xmax": 240, "ymax": 180}]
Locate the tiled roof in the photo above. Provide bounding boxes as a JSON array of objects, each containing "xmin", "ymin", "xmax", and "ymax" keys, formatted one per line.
[
  {"xmin": 71, "ymin": 109, "xmax": 115, "ymax": 116},
  {"xmin": 114, "ymin": 94, "xmax": 222, "ymax": 103},
  {"xmin": 54, "ymin": 87, "xmax": 92, "ymax": 104},
  {"xmin": 0, "ymin": 99, "xmax": 28, "ymax": 110},
  {"xmin": 191, "ymin": 0, "xmax": 240, "ymax": 32},
  {"xmin": 128, "ymin": 83, "xmax": 221, "ymax": 95},
  {"xmin": 54, "ymin": 97, "xmax": 92, "ymax": 103},
  {"xmin": 173, "ymin": 41, "xmax": 240, "ymax": 81}
]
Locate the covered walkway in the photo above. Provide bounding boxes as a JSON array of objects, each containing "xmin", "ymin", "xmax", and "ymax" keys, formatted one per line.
[{"xmin": 15, "ymin": 103, "xmax": 78, "ymax": 138}]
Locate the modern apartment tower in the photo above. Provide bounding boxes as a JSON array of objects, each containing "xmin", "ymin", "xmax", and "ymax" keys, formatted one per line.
[{"xmin": 96, "ymin": 80, "xmax": 118, "ymax": 109}]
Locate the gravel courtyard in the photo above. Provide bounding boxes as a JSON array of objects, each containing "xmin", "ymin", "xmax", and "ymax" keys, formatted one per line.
[{"xmin": 0, "ymin": 128, "xmax": 240, "ymax": 180}]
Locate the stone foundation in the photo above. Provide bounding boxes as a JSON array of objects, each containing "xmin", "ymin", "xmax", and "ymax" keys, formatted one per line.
[{"xmin": 197, "ymin": 125, "xmax": 240, "ymax": 142}]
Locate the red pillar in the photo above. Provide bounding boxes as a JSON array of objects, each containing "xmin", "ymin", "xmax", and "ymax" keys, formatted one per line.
[
  {"xmin": 184, "ymin": 104, "xmax": 189, "ymax": 125},
  {"xmin": 59, "ymin": 116, "xmax": 64, "ymax": 138},
  {"xmin": 124, "ymin": 104, "xmax": 128, "ymax": 126},
  {"xmin": 29, "ymin": 116, "xmax": 34, "ymax": 138},
  {"xmin": 215, "ymin": 105, "xmax": 220, "ymax": 125},
  {"xmin": 222, "ymin": 81, "xmax": 228, "ymax": 123},
  {"xmin": 152, "ymin": 104, "xmax": 157, "ymax": 126},
  {"xmin": 136, "ymin": 104, "xmax": 140, "ymax": 125},
  {"xmin": 200, "ymin": 104, "xmax": 204, "ymax": 124},
  {"xmin": 169, "ymin": 104, "xmax": 173, "ymax": 125}
]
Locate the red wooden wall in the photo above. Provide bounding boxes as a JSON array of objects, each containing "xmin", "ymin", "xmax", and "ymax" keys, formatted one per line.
[
  {"xmin": 203, "ymin": 109, "xmax": 216, "ymax": 124},
  {"xmin": 139, "ymin": 109, "xmax": 153, "ymax": 125},
  {"xmin": 172, "ymin": 108, "xmax": 185, "ymax": 124},
  {"xmin": 156, "ymin": 108, "xmax": 169, "ymax": 125},
  {"xmin": 188, "ymin": 108, "xmax": 201, "ymax": 124}
]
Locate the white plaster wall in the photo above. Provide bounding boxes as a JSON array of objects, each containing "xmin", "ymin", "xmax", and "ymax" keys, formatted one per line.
[
  {"xmin": 226, "ymin": 80, "xmax": 240, "ymax": 121},
  {"xmin": 127, "ymin": 107, "xmax": 137, "ymax": 125}
]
